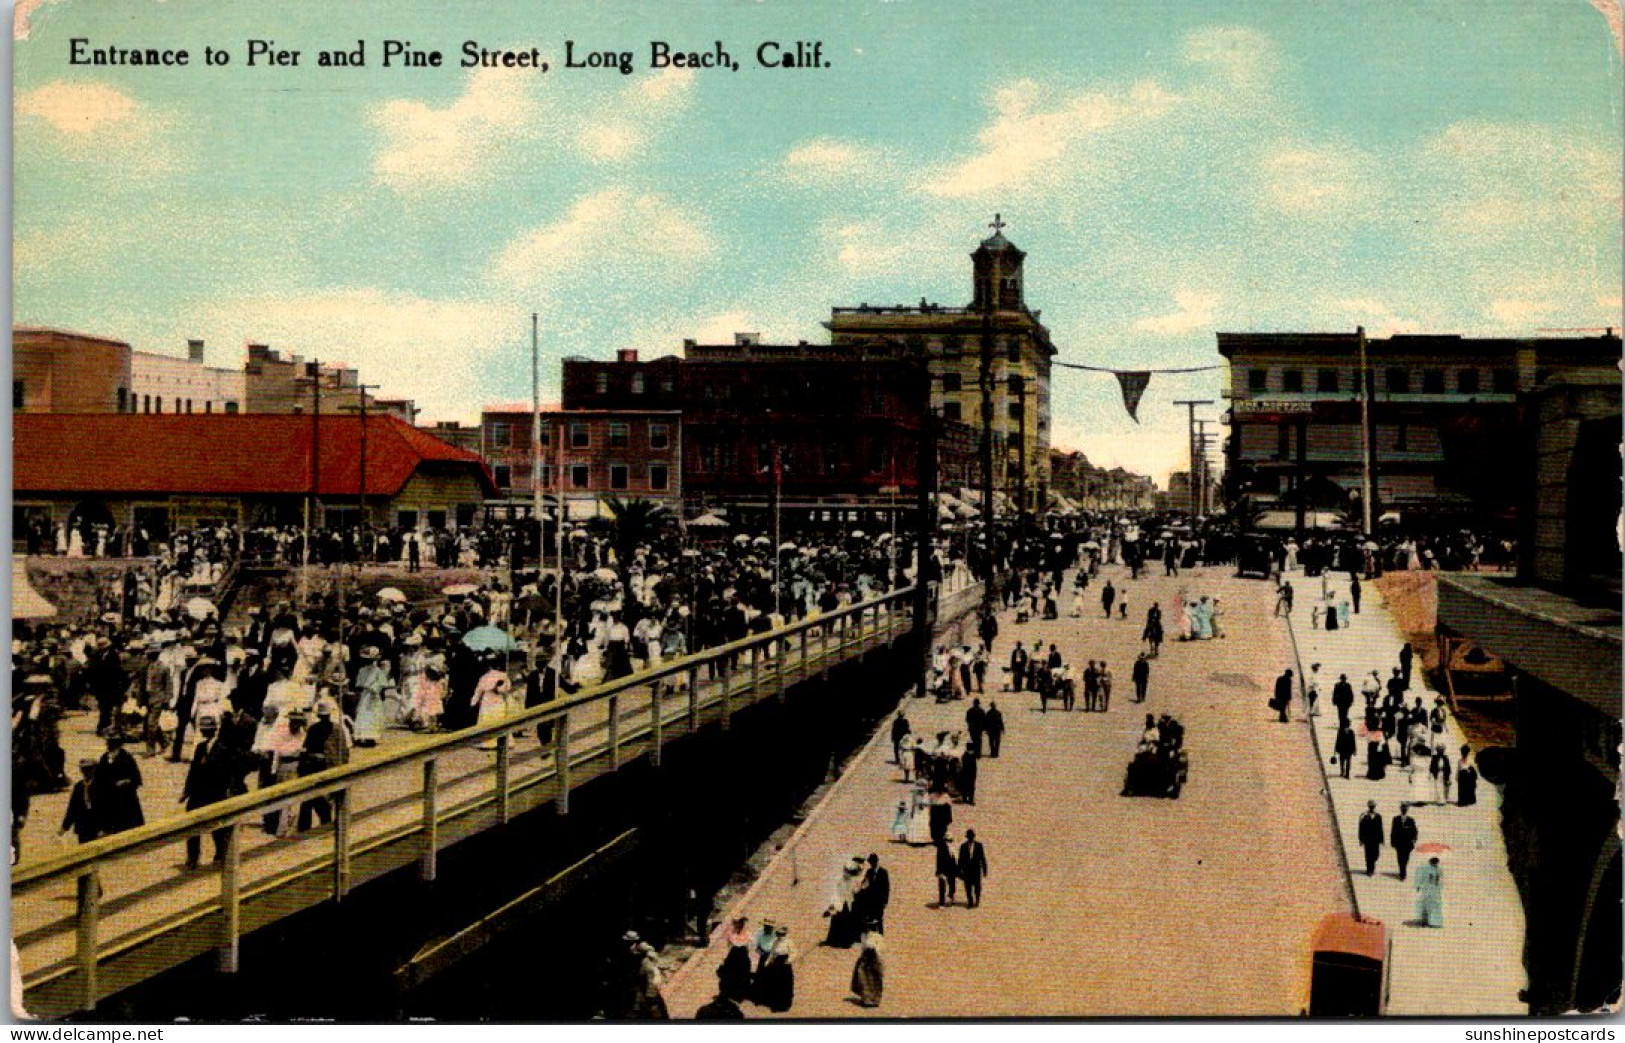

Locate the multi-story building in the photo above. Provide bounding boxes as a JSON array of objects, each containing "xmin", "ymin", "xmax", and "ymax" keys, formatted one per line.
[
  {"xmin": 1050, "ymin": 449, "xmax": 1158, "ymax": 512},
  {"xmin": 1434, "ymin": 369, "xmax": 1620, "ymax": 1014},
  {"xmin": 824, "ymin": 222, "xmax": 1056, "ymax": 512},
  {"xmin": 13, "ymin": 327, "xmax": 133, "ymax": 414},
  {"xmin": 243, "ymin": 343, "xmax": 413, "ymax": 420},
  {"xmin": 129, "ymin": 339, "xmax": 245, "ymax": 415},
  {"xmin": 1217, "ymin": 329, "xmax": 1622, "ymax": 524},
  {"xmin": 562, "ymin": 340, "xmax": 963, "ymax": 512},
  {"xmin": 479, "ymin": 404, "xmax": 683, "ymax": 519}
]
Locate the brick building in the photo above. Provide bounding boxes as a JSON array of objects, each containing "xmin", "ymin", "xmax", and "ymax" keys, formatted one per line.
[
  {"xmin": 243, "ymin": 343, "xmax": 415, "ymax": 420},
  {"xmin": 13, "ymin": 327, "xmax": 132, "ymax": 414},
  {"xmin": 1218, "ymin": 329, "xmax": 1622, "ymax": 524},
  {"xmin": 824, "ymin": 222, "xmax": 1056, "ymax": 511},
  {"xmin": 479, "ymin": 404, "xmax": 682, "ymax": 519},
  {"xmin": 130, "ymin": 339, "xmax": 245, "ymax": 415},
  {"xmin": 562, "ymin": 339, "xmax": 959, "ymax": 511},
  {"xmin": 13, "ymin": 414, "xmax": 494, "ymax": 537}
]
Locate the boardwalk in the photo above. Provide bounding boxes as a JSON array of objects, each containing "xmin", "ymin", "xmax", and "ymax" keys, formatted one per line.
[{"xmin": 665, "ymin": 563, "xmax": 1352, "ymax": 1017}]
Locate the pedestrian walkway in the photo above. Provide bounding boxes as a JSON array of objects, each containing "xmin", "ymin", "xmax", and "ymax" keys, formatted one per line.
[
  {"xmin": 1284, "ymin": 574, "xmax": 1527, "ymax": 1015},
  {"xmin": 663, "ymin": 565, "xmax": 1350, "ymax": 1017}
]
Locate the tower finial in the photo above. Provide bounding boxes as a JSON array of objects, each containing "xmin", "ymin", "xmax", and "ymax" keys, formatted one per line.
[{"xmin": 989, "ymin": 213, "xmax": 1007, "ymax": 234}]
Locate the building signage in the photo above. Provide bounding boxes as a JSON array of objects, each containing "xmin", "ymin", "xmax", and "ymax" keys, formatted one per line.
[{"xmin": 1233, "ymin": 399, "xmax": 1316, "ymax": 415}]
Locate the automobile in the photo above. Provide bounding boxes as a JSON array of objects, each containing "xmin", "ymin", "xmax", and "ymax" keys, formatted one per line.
[{"xmin": 1236, "ymin": 534, "xmax": 1275, "ymax": 578}]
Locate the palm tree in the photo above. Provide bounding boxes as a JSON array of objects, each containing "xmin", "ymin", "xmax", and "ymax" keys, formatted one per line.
[{"xmin": 603, "ymin": 498, "xmax": 671, "ymax": 615}]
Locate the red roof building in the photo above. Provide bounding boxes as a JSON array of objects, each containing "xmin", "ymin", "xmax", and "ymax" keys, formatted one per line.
[{"xmin": 14, "ymin": 414, "xmax": 496, "ymax": 535}]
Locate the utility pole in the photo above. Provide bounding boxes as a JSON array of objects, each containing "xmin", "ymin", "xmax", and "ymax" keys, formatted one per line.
[
  {"xmin": 531, "ymin": 313, "xmax": 544, "ymax": 576},
  {"xmin": 1356, "ymin": 325, "xmax": 1376, "ymax": 534},
  {"xmin": 298, "ymin": 360, "xmax": 323, "ymax": 606},
  {"xmin": 339, "ymin": 384, "xmax": 380, "ymax": 527},
  {"xmin": 1173, "ymin": 399, "xmax": 1213, "ymax": 518},
  {"xmin": 1193, "ymin": 418, "xmax": 1214, "ymax": 517}
]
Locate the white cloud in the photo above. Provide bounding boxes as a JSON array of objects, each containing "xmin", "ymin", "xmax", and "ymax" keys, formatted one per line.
[
  {"xmin": 17, "ymin": 81, "xmax": 139, "ymax": 134},
  {"xmin": 922, "ymin": 77, "xmax": 1184, "ymax": 198},
  {"xmin": 372, "ymin": 67, "xmax": 695, "ymax": 193},
  {"xmin": 15, "ymin": 80, "xmax": 180, "ymax": 180},
  {"xmin": 781, "ymin": 138, "xmax": 889, "ymax": 185},
  {"xmin": 14, "ymin": 0, "xmax": 64, "ymax": 41},
  {"xmin": 1255, "ymin": 143, "xmax": 1380, "ymax": 219},
  {"xmin": 1487, "ymin": 297, "xmax": 1558, "ymax": 328},
  {"xmin": 1133, "ymin": 290, "xmax": 1220, "ymax": 335},
  {"xmin": 185, "ymin": 290, "xmax": 514, "ymax": 423},
  {"xmin": 1328, "ymin": 298, "xmax": 1425, "ymax": 335},
  {"xmin": 578, "ymin": 68, "xmax": 694, "ymax": 161},
  {"xmin": 371, "ymin": 69, "xmax": 539, "ymax": 193},
  {"xmin": 1180, "ymin": 26, "xmax": 1280, "ymax": 90},
  {"xmin": 490, "ymin": 189, "xmax": 713, "ymax": 293},
  {"xmin": 1421, "ymin": 120, "xmax": 1621, "ymax": 237}
]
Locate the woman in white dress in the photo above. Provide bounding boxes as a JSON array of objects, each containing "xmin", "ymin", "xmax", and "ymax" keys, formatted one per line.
[{"xmin": 904, "ymin": 783, "xmax": 933, "ymax": 845}]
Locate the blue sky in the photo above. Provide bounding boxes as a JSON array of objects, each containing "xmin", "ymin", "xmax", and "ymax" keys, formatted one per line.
[{"xmin": 14, "ymin": 0, "xmax": 1623, "ymax": 483}]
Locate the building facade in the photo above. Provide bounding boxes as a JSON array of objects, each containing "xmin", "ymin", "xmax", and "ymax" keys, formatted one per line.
[
  {"xmin": 561, "ymin": 341, "xmax": 954, "ymax": 509},
  {"xmin": 1434, "ymin": 371, "xmax": 1621, "ymax": 1014},
  {"xmin": 479, "ymin": 405, "xmax": 683, "ymax": 519},
  {"xmin": 824, "ymin": 225, "xmax": 1056, "ymax": 512},
  {"xmin": 129, "ymin": 339, "xmax": 245, "ymax": 415},
  {"xmin": 243, "ymin": 343, "xmax": 413, "ymax": 420},
  {"xmin": 13, "ymin": 414, "xmax": 495, "ymax": 538},
  {"xmin": 1218, "ymin": 330, "xmax": 1623, "ymax": 524},
  {"xmin": 13, "ymin": 327, "xmax": 133, "ymax": 414}
]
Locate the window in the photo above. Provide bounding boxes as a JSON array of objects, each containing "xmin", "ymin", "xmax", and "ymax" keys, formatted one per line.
[
  {"xmin": 631, "ymin": 373, "xmax": 645, "ymax": 395},
  {"xmin": 824, "ymin": 444, "xmax": 845, "ymax": 476},
  {"xmin": 494, "ymin": 465, "xmax": 512, "ymax": 488},
  {"xmin": 397, "ymin": 510, "xmax": 418, "ymax": 530},
  {"xmin": 570, "ymin": 423, "xmax": 590, "ymax": 448},
  {"xmin": 1395, "ymin": 423, "xmax": 1409, "ymax": 452},
  {"xmin": 1457, "ymin": 369, "xmax": 1480, "ymax": 395},
  {"xmin": 571, "ymin": 464, "xmax": 590, "ymax": 488},
  {"xmin": 649, "ymin": 422, "xmax": 670, "ymax": 449},
  {"xmin": 1281, "ymin": 369, "xmax": 1303, "ymax": 393},
  {"xmin": 595, "ymin": 372, "xmax": 609, "ymax": 395},
  {"xmin": 204, "ymin": 402, "xmax": 213, "ymax": 414},
  {"xmin": 12, "ymin": 381, "xmax": 23, "ymax": 410},
  {"xmin": 116, "ymin": 388, "xmax": 126, "ymax": 412},
  {"xmin": 942, "ymin": 336, "xmax": 963, "ymax": 359},
  {"xmin": 1316, "ymin": 369, "xmax": 1339, "ymax": 393},
  {"xmin": 1422, "ymin": 369, "xmax": 1445, "ymax": 394},
  {"xmin": 1006, "ymin": 374, "xmax": 1024, "ymax": 394},
  {"xmin": 1277, "ymin": 423, "xmax": 1291, "ymax": 458},
  {"xmin": 699, "ymin": 441, "xmax": 719, "ymax": 473},
  {"xmin": 1007, "ymin": 402, "xmax": 1024, "ymax": 420},
  {"xmin": 427, "ymin": 510, "xmax": 447, "ymax": 530},
  {"xmin": 1005, "ymin": 339, "xmax": 1021, "ymax": 362},
  {"xmin": 660, "ymin": 377, "xmax": 675, "ymax": 394},
  {"xmin": 607, "ymin": 422, "xmax": 629, "ymax": 448},
  {"xmin": 224, "ymin": 401, "xmax": 239, "ymax": 414},
  {"xmin": 649, "ymin": 464, "xmax": 670, "ymax": 491},
  {"xmin": 1248, "ymin": 369, "xmax": 1268, "ymax": 391},
  {"xmin": 488, "ymin": 422, "xmax": 511, "ymax": 447},
  {"xmin": 1492, "ymin": 368, "xmax": 1516, "ymax": 394},
  {"xmin": 942, "ymin": 401, "xmax": 963, "ymax": 422},
  {"xmin": 540, "ymin": 464, "xmax": 553, "ymax": 488},
  {"xmin": 155, "ymin": 397, "xmax": 164, "ymax": 413},
  {"xmin": 609, "ymin": 464, "xmax": 629, "ymax": 490},
  {"xmin": 186, "ymin": 399, "xmax": 194, "ymax": 413},
  {"xmin": 942, "ymin": 373, "xmax": 962, "ymax": 392},
  {"xmin": 143, "ymin": 395, "xmax": 151, "ymax": 413},
  {"xmin": 456, "ymin": 505, "xmax": 476, "ymax": 529},
  {"xmin": 1385, "ymin": 368, "xmax": 1410, "ymax": 394}
]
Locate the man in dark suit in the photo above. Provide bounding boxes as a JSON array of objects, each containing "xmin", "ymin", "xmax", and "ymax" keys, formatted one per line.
[
  {"xmin": 1399, "ymin": 643, "xmax": 1413, "ymax": 690},
  {"xmin": 984, "ymin": 702, "xmax": 1004, "ymax": 758},
  {"xmin": 1272, "ymin": 669, "xmax": 1294, "ymax": 723},
  {"xmin": 527, "ymin": 657, "xmax": 560, "ymax": 744},
  {"xmin": 1331, "ymin": 674, "xmax": 1355, "ymax": 729},
  {"xmin": 181, "ymin": 717, "xmax": 236, "ymax": 868},
  {"xmin": 1390, "ymin": 803, "xmax": 1418, "ymax": 880},
  {"xmin": 59, "ymin": 759, "xmax": 102, "ymax": 844},
  {"xmin": 91, "ymin": 735, "xmax": 145, "ymax": 836},
  {"xmin": 1357, "ymin": 800, "xmax": 1384, "ymax": 875},
  {"xmin": 965, "ymin": 700, "xmax": 985, "ymax": 756},
  {"xmin": 858, "ymin": 853, "xmax": 891, "ymax": 933},
  {"xmin": 957, "ymin": 829, "xmax": 989, "ymax": 908},
  {"xmin": 1335, "ymin": 725, "xmax": 1358, "ymax": 779},
  {"xmin": 1008, "ymin": 643, "xmax": 1028, "ymax": 693}
]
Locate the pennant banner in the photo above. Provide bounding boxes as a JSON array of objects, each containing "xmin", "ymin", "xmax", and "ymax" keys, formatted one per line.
[{"xmin": 1115, "ymin": 371, "xmax": 1152, "ymax": 422}]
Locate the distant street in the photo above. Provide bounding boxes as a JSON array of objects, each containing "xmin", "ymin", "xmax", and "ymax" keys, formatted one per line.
[{"xmin": 666, "ymin": 562, "xmax": 1351, "ymax": 1017}]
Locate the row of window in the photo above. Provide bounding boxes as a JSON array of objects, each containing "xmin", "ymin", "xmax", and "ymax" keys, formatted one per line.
[
  {"xmin": 10, "ymin": 381, "xmax": 240, "ymax": 414},
  {"xmin": 593, "ymin": 371, "xmax": 676, "ymax": 395},
  {"xmin": 940, "ymin": 401, "xmax": 1026, "ymax": 422},
  {"xmin": 1246, "ymin": 366, "xmax": 1515, "ymax": 395},
  {"xmin": 910, "ymin": 335, "xmax": 1024, "ymax": 362},
  {"xmin": 940, "ymin": 373, "xmax": 1034, "ymax": 393},
  {"xmin": 494, "ymin": 462, "xmax": 672, "ymax": 492},
  {"xmin": 487, "ymin": 420, "xmax": 672, "ymax": 450}
]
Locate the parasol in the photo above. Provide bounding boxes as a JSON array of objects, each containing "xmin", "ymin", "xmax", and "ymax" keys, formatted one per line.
[
  {"xmin": 461, "ymin": 625, "xmax": 516, "ymax": 652},
  {"xmin": 687, "ymin": 512, "xmax": 728, "ymax": 529},
  {"xmin": 593, "ymin": 567, "xmax": 618, "ymax": 582},
  {"xmin": 376, "ymin": 587, "xmax": 407, "ymax": 603},
  {"xmin": 442, "ymin": 583, "xmax": 478, "ymax": 597},
  {"xmin": 184, "ymin": 597, "xmax": 216, "ymax": 621}
]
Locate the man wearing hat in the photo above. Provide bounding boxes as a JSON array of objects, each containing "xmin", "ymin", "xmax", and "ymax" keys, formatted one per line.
[
  {"xmin": 180, "ymin": 716, "xmax": 235, "ymax": 868},
  {"xmin": 91, "ymin": 735, "xmax": 145, "ymax": 836},
  {"xmin": 957, "ymin": 829, "xmax": 990, "ymax": 909},
  {"xmin": 59, "ymin": 759, "xmax": 103, "ymax": 844}
]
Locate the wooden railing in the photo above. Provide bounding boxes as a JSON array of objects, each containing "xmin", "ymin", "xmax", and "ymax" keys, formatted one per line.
[{"xmin": 13, "ymin": 587, "xmax": 921, "ymax": 1017}]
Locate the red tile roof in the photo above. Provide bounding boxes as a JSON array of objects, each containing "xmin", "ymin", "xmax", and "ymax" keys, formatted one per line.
[{"xmin": 14, "ymin": 414, "xmax": 497, "ymax": 498}]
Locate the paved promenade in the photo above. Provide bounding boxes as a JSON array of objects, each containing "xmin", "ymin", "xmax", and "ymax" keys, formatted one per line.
[
  {"xmin": 664, "ymin": 564, "xmax": 1352, "ymax": 1018},
  {"xmin": 1284, "ymin": 574, "xmax": 1527, "ymax": 1015}
]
